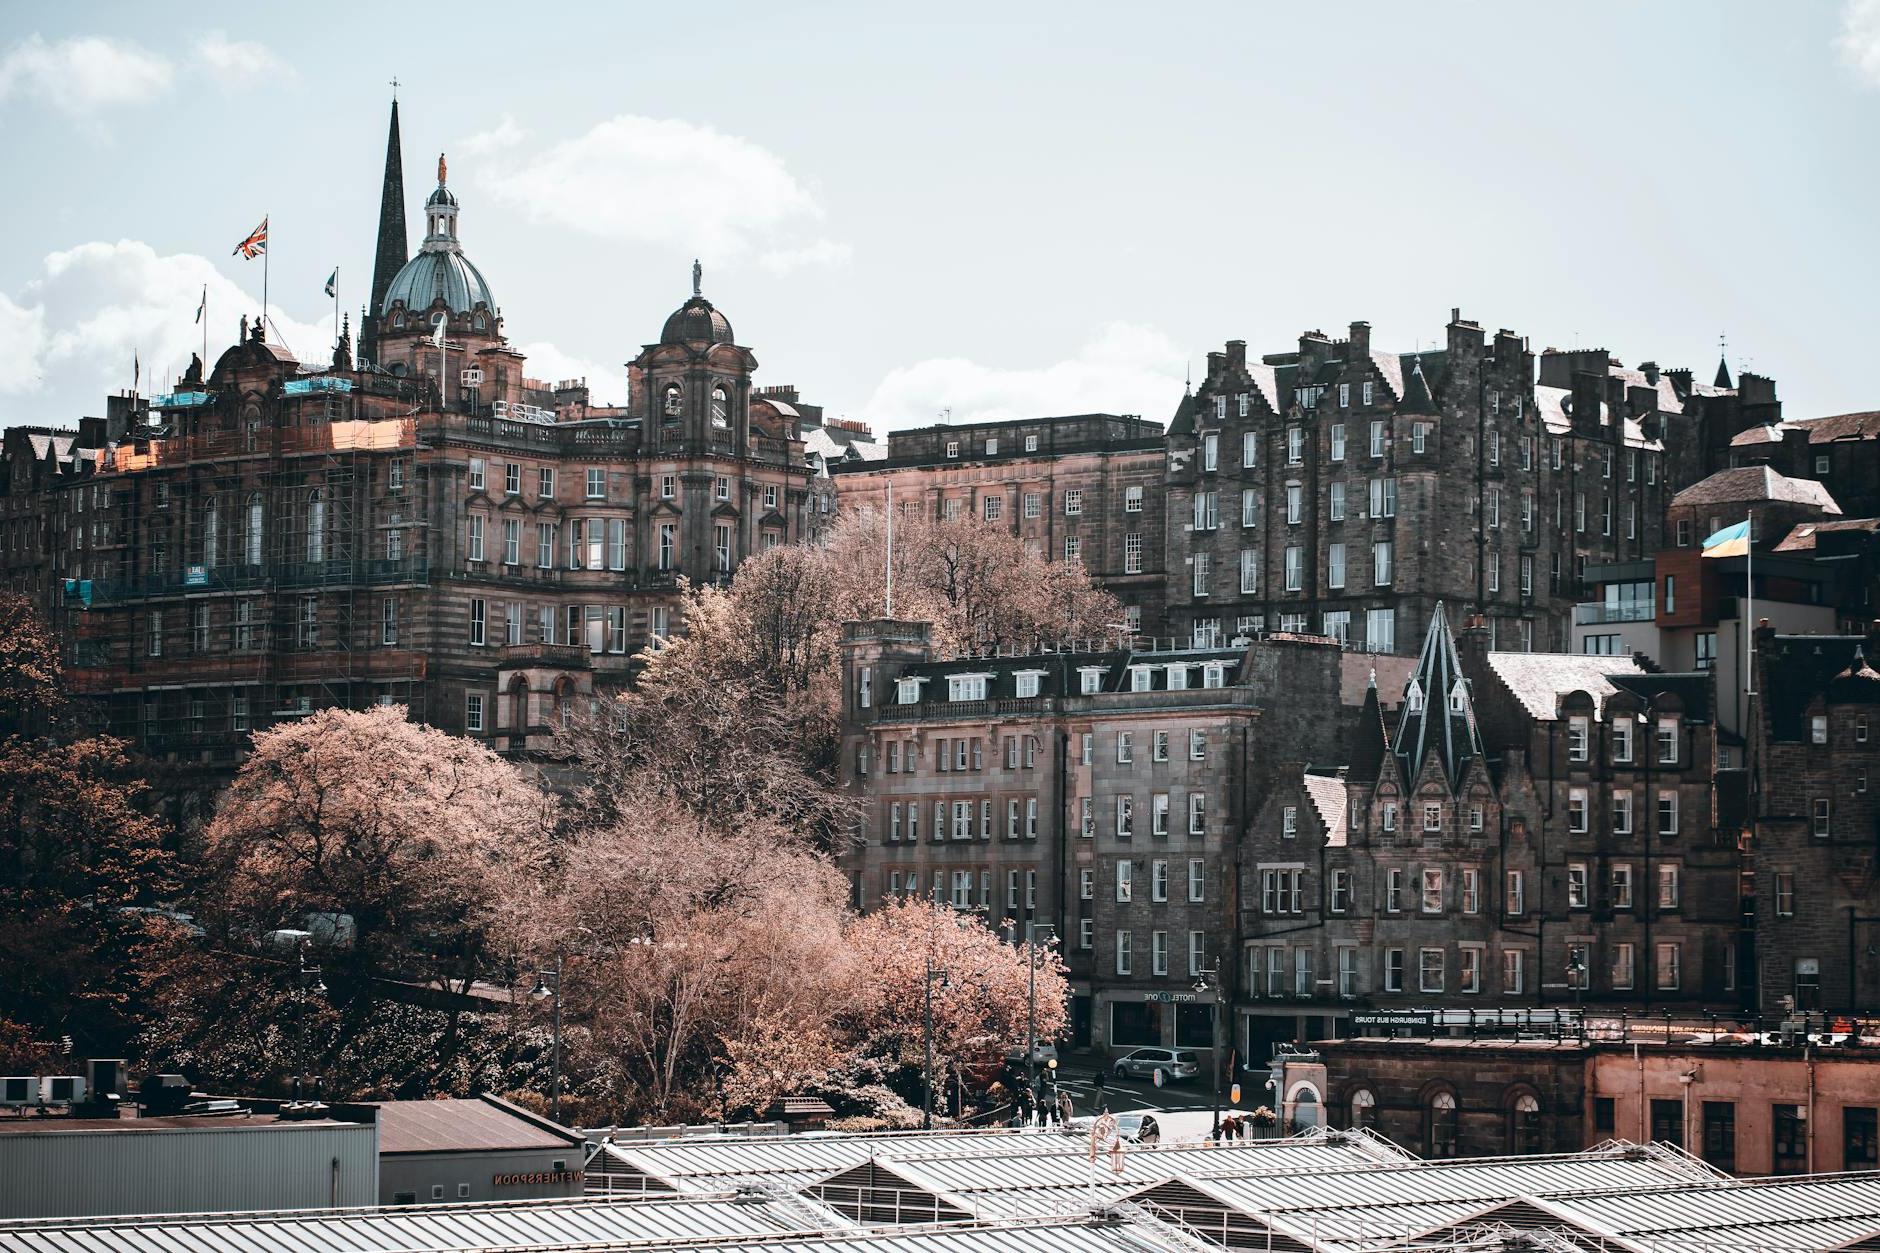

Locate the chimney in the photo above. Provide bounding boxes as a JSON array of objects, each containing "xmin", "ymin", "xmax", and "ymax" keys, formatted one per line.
[
  {"xmin": 1640, "ymin": 361, "xmax": 1660, "ymax": 386},
  {"xmin": 1225, "ymin": 340, "xmax": 1247, "ymax": 371},
  {"xmin": 1347, "ymin": 322, "xmax": 1371, "ymax": 356}
]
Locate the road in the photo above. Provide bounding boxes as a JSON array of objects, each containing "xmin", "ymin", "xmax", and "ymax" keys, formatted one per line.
[{"xmin": 1043, "ymin": 1060, "xmax": 1242, "ymax": 1118}]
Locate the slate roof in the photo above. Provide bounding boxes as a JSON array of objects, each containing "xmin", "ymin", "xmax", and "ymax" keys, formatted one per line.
[
  {"xmin": 1611, "ymin": 672, "xmax": 1712, "ymax": 720},
  {"xmin": 1300, "ymin": 774, "xmax": 1350, "ymax": 848},
  {"xmin": 1729, "ymin": 421, "xmax": 1793, "ymax": 447},
  {"xmin": 1484, "ymin": 652, "xmax": 1644, "ymax": 722},
  {"xmin": 1776, "ymin": 517, "xmax": 1880, "ymax": 553},
  {"xmin": 1669, "ymin": 465, "xmax": 1841, "ymax": 514},
  {"xmin": 1532, "ymin": 386, "xmax": 1664, "ymax": 450},
  {"xmin": 1391, "ymin": 605, "xmax": 1483, "ymax": 790},
  {"xmin": 1793, "ymin": 409, "xmax": 1880, "ymax": 443}
]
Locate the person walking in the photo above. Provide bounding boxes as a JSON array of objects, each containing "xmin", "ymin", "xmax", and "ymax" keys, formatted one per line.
[
  {"xmin": 1057, "ymin": 1088, "xmax": 1074, "ymax": 1127},
  {"xmin": 1093, "ymin": 1066, "xmax": 1107, "ymax": 1111}
]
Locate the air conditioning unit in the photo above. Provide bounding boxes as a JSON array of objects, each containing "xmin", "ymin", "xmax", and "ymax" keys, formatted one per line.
[
  {"xmin": 460, "ymin": 368, "xmax": 484, "ymax": 387},
  {"xmin": 43, "ymin": 1076, "xmax": 85, "ymax": 1104},
  {"xmin": 1, "ymin": 1077, "xmax": 38, "ymax": 1106}
]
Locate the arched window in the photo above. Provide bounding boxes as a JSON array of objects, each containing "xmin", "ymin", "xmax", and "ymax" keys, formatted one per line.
[
  {"xmin": 663, "ymin": 383, "xmax": 683, "ymax": 417},
  {"xmin": 1427, "ymin": 1091, "xmax": 1459, "ymax": 1158},
  {"xmin": 245, "ymin": 492, "xmax": 264, "ymax": 565},
  {"xmin": 306, "ymin": 490, "xmax": 326, "ymax": 564},
  {"xmin": 506, "ymin": 675, "xmax": 529, "ymax": 731},
  {"xmin": 1511, "ymin": 1093, "xmax": 1543, "ymax": 1154},
  {"xmin": 1288, "ymin": 1082, "xmax": 1322, "ymax": 1130},
  {"xmin": 201, "ymin": 505, "xmax": 219, "ymax": 571},
  {"xmin": 711, "ymin": 385, "xmax": 729, "ymax": 428},
  {"xmin": 1349, "ymin": 1088, "xmax": 1376, "ymax": 1130},
  {"xmin": 474, "ymin": 313, "xmax": 486, "ymax": 331},
  {"xmin": 554, "ymin": 678, "xmax": 575, "ymax": 730}
]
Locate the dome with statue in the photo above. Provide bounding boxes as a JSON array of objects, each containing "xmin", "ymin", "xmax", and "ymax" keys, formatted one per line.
[
  {"xmin": 381, "ymin": 153, "xmax": 496, "ymax": 317},
  {"xmin": 659, "ymin": 260, "xmax": 735, "ymax": 345}
]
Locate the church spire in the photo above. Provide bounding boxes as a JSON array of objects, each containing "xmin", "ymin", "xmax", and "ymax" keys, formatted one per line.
[{"xmin": 366, "ymin": 96, "xmax": 409, "ymax": 361}]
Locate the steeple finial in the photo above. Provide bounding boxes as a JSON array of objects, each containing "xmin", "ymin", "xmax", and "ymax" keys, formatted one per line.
[{"xmin": 692, "ymin": 258, "xmax": 702, "ymax": 298}]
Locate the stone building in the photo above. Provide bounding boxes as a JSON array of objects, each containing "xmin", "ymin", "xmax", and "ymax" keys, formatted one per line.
[
  {"xmin": 835, "ymin": 620, "xmax": 1379, "ymax": 1052},
  {"xmin": 1238, "ymin": 608, "xmax": 1748, "ymax": 1065},
  {"xmin": 0, "ymin": 102, "xmax": 816, "ymax": 770},
  {"xmin": 1749, "ymin": 626, "xmax": 1880, "ymax": 1014},
  {"xmin": 1730, "ymin": 408, "xmax": 1880, "ymax": 520},
  {"xmin": 829, "ymin": 415, "xmax": 1170, "ymax": 636}
]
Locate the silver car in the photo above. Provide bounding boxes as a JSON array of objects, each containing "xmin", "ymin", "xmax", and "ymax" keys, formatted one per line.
[{"xmin": 1111, "ymin": 1047, "xmax": 1201, "ymax": 1083}]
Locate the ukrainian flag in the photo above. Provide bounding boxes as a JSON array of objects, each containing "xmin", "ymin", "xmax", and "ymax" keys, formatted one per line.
[{"xmin": 1701, "ymin": 519, "xmax": 1751, "ymax": 558}]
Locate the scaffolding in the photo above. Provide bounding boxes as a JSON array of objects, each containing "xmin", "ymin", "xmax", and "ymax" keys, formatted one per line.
[{"xmin": 61, "ymin": 377, "xmax": 431, "ymax": 770}]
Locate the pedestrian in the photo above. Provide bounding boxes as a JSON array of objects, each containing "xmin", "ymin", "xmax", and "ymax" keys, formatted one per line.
[
  {"xmin": 1094, "ymin": 1067, "xmax": 1107, "ymax": 1106},
  {"xmin": 1057, "ymin": 1089, "xmax": 1073, "ymax": 1127}
]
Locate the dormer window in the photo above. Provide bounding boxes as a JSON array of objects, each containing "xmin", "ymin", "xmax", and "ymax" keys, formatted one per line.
[
  {"xmin": 1166, "ymin": 664, "xmax": 1189, "ymax": 691},
  {"xmin": 1014, "ymin": 670, "xmax": 1045, "ymax": 698},
  {"xmin": 1130, "ymin": 666, "xmax": 1153, "ymax": 692},
  {"xmin": 1405, "ymin": 680, "xmax": 1425, "ymax": 714},
  {"xmin": 1203, "ymin": 663, "xmax": 1225, "ymax": 689},
  {"xmin": 1079, "ymin": 667, "xmax": 1105, "ymax": 695},
  {"xmin": 947, "ymin": 673, "xmax": 990, "ymax": 702},
  {"xmin": 897, "ymin": 677, "xmax": 925, "ymax": 704},
  {"xmin": 1449, "ymin": 681, "xmax": 1468, "ymax": 714},
  {"xmin": 711, "ymin": 386, "xmax": 728, "ymax": 428}
]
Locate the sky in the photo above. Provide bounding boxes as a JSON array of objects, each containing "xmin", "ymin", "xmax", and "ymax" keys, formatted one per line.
[{"xmin": 0, "ymin": 1, "xmax": 1877, "ymax": 435}]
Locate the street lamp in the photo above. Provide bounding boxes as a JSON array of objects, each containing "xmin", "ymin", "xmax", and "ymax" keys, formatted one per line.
[
  {"xmin": 530, "ymin": 956, "xmax": 563, "ymax": 1123},
  {"xmin": 1025, "ymin": 922, "xmax": 1057, "ymax": 1111},
  {"xmin": 922, "ymin": 960, "xmax": 950, "ymax": 1130},
  {"xmin": 1195, "ymin": 961, "xmax": 1221, "ymax": 1138}
]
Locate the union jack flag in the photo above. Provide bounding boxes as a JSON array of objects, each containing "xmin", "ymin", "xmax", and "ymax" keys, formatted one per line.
[{"xmin": 232, "ymin": 217, "xmax": 268, "ymax": 259}]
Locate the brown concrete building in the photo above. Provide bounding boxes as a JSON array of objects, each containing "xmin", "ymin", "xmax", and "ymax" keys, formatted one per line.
[
  {"xmin": 829, "ymin": 415, "xmax": 1169, "ymax": 636},
  {"xmin": 0, "ymin": 105, "xmax": 816, "ymax": 771}
]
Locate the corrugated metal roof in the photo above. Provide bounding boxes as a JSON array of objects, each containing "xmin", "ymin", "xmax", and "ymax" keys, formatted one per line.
[
  {"xmin": 1523, "ymin": 1171, "xmax": 1880, "ymax": 1252},
  {"xmin": 594, "ymin": 1133, "xmax": 1049, "ymax": 1192},
  {"xmin": 0, "ymin": 1192, "xmax": 830, "ymax": 1253},
  {"xmin": 378, "ymin": 1097, "xmax": 578, "ymax": 1154}
]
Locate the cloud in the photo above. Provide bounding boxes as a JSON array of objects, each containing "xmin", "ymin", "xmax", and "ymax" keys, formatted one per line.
[
  {"xmin": 513, "ymin": 340, "xmax": 628, "ymax": 408},
  {"xmin": 461, "ymin": 115, "xmax": 528, "ymax": 156},
  {"xmin": 195, "ymin": 31, "xmax": 292, "ymax": 89},
  {"xmin": 864, "ymin": 323, "xmax": 1187, "ymax": 430},
  {"xmin": 0, "ymin": 34, "xmax": 172, "ymax": 115},
  {"xmin": 0, "ymin": 239, "xmax": 328, "ymax": 426},
  {"xmin": 1840, "ymin": 0, "xmax": 1880, "ymax": 86},
  {"xmin": 471, "ymin": 114, "xmax": 846, "ymax": 269}
]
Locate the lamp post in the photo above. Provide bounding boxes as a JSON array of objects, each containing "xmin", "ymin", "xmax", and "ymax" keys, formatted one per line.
[
  {"xmin": 1195, "ymin": 961, "xmax": 1221, "ymax": 1138},
  {"xmin": 530, "ymin": 956, "xmax": 563, "ymax": 1123},
  {"xmin": 292, "ymin": 936, "xmax": 325, "ymax": 1106},
  {"xmin": 922, "ymin": 959, "xmax": 949, "ymax": 1130},
  {"xmin": 1025, "ymin": 922, "xmax": 1057, "ymax": 1110}
]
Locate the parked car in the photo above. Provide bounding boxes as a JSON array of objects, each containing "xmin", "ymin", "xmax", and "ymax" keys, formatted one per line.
[
  {"xmin": 1065, "ymin": 1112, "xmax": 1161, "ymax": 1144},
  {"xmin": 1111, "ymin": 1047, "xmax": 1200, "ymax": 1083},
  {"xmin": 1005, "ymin": 1042, "xmax": 1060, "ymax": 1068}
]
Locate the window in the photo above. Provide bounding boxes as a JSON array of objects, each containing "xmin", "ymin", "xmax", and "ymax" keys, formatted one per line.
[
  {"xmin": 1238, "ymin": 547, "xmax": 1259, "ymax": 594},
  {"xmin": 1115, "ymin": 931, "xmax": 1132, "ymax": 975},
  {"xmin": 1460, "ymin": 946, "xmax": 1482, "ymax": 994},
  {"xmin": 1014, "ymin": 671, "xmax": 1042, "ymax": 698},
  {"xmin": 1568, "ymin": 788, "xmax": 1588, "ymax": 833},
  {"xmin": 1191, "ymin": 551, "xmax": 1210, "ymax": 595},
  {"xmin": 1656, "ymin": 941, "xmax": 1681, "ymax": 990},
  {"xmin": 1150, "ymin": 930, "xmax": 1169, "ymax": 976},
  {"xmin": 1151, "ymin": 792, "xmax": 1170, "ymax": 836},
  {"xmin": 1064, "ymin": 489, "xmax": 1083, "ymax": 516},
  {"xmin": 1285, "ymin": 483, "xmax": 1303, "ymax": 524},
  {"xmin": 1260, "ymin": 868, "xmax": 1303, "ymax": 915},
  {"xmin": 1188, "ymin": 858, "xmax": 1205, "ymax": 902},
  {"xmin": 947, "ymin": 673, "xmax": 988, "ymax": 701},
  {"xmin": 1658, "ymin": 789, "xmax": 1680, "ymax": 835},
  {"xmin": 1612, "ymin": 791, "xmax": 1632, "ymax": 835},
  {"xmin": 507, "ymin": 601, "xmax": 525, "ymax": 646},
  {"xmin": 1703, "ymin": 1102, "xmax": 1737, "ymax": 1172},
  {"xmin": 1503, "ymin": 948, "xmax": 1524, "ymax": 994},
  {"xmin": 1567, "ymin": 863, "xmax": 1589, "ymax": 908},
  {"xmin": 1201, "ymin": 431, "xmax": 1219, "ymax": 471},
  {"xmin": 501, "ymin": 518, "xmax": 520, "ymax": 566},
  {"xmin": 467, "ymin": 514, "xmax": 485, "ymax": 562},
  {"xmin": 1285, "ymin": 545, "xmax": 1303, "ymax": 591},
  {"xmin": 1150, "ymin": 859, "xmax": 1169, "ymax": 902},
  {"xmin": 1384, "ymin": 949, "xmax": 1405, "ymax": 992},
  {"xmin": 1419, "ymin": 948, "xmax": 1445, "ymax": 993},
  {"xmin": 1368, "ymin": 476, "xmax": 1397, "ymax": 518},
  {"xmin": 189, "ymin": 603, "xmax": 210, "ymax": 652},
  {"xmin": 1462, "ymin": 869, "xmax": 1480, "ymax": 913},
  {"xmin": 380, "ymin": 597, "xmax": 398, "ymax": 645},
  {"xmin": 1328, "ymin": 867, "xmax": 1352, "ymax": 913},
  {"xmin": 1282, "ymin": 805, "xmax": 1298, "ymax": 839},
  {"xmin": 1613, "ymin": 718, "xmax": 1633, "ymax": 763},
  {"xmin": 1774, "ymin": 872, "xmax": 1795, "ymax": 916},
  {"xmin": 1024, "ymin": 492, "xmax": 1042, "ymax": 518},
  {"xmin": 1382, "ymin": 801, "xmax": 1398, "ymax": 832},
  {"xmin": 586, "ymin": 468, "xmax": 605, "ymax": 499},
  {"xmin": 1664, "ymin": 574, "xmax": 1676, "ymax": 614},
  {"xmin": 1422, "ymin": 803, "xmax": 1442, "ymax": 833},
  {"xmin": 1386, "ymin": 868, "xmax": 1404, "ymax": 912},
  {"xmin": 1366, "ymin": 608, "xmax": 1394, "ymax": 652},
  {"xmin": 1422, "ymin": 868, "xmax": 1444, "ymax": 912},
  {"xmin": 465, "ymin": 693, "xmax": 485, "ymax": 732},
  {"xmin": 1328, "ymin": 480, "xmax": 1345, "ymax": 522},
  {"xmin": 1188, "ymin": 792, "xmax": 1206, "ymax": 835},
  {"xmin": 1815, "ymin": 798, "xmax": 1833, "ymax": 837},
  {"xmin": 1368, "ymin": 420, "xmax": 1385, "ymax": 458},
  {"xmin": 1116, "ymin": 861, "xmax": 1133, "ymax": 902},
  {"xmin": 1116, "ymin": 795, "xmax": 1134, "ymax": 837},
  {"xmin": 1658, "ymin": 863, "xmax": 1680, "ymax": 909},
  {"xmin": 1116, "ymin": 731, "xmax": 1133, "ymax": 763},
  {"xmin": 1568, "ymin": 716, "xmax": 1589, "ymax": 762},
  {"xmin": 1287, "ymin": 427, "xmax": 1304, "ymax": 465},
  {"xmin": 1772, "ymin": 1105, "xmax": 1806, "ymax": 1174},
  {"xmin": 714, "ymin": 523, "xmax": 733, "ymax": 572},
  {"xmin": 983, "ymin": 495, "xmax": 1002, "ymax": 522},
  {"xmin": 714, "ymin": 476, "xmax": 730, "ymax": 502},
  {"xmin": 1611, "ymin": 863, "xmax": 1634, "ymax": 910},
  {"xmin": 1847, "ymin": 1107, "xmax": 1878, "ymax": 1172}
]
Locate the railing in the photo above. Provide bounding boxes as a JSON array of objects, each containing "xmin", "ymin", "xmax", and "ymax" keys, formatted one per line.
[
  {"xmin": 499, "ymin": 642, "xmax": 591, "ymax": 668},
  {"xmin": 1573, "ymin": 600, "xmax": 1656, "ymax": 625}
]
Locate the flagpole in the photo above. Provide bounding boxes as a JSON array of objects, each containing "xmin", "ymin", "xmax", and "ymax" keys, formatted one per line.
[
  {"xmin": 262, "ymin": 213, "xmax": 270, "ymax": 340},
  {"xmin": 201, "ymin": 285, "xmax": 208, "ymax": 376},
  {"xmin": 1744, "ymin": 507, "xmax": 1756, "ymax": 699}
]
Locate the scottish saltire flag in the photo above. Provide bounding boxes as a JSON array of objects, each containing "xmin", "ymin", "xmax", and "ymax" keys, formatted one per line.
[
  {"xmin": 324, "ymin": 268, "xmax": 337, "ymax": 298},
  {"xmin": 232, "ymin": 217, "xmax": 268, "ymax": 259},
  {"xmin": 194, "ymin": 285, "xmax": 205, "ymax": 323},
  {"xmin": 1701, "ymin": 519, "xmax": 1751, "ymax": 557}
]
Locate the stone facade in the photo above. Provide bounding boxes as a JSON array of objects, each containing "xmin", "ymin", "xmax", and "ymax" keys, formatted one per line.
[
  {"xmin": 1750, "ymin": 627, "xmax": 1880, "ymax": 1014},
  {"xmin": 0, "ymin": 109, "xmax": 814, "ymax": 772},
  {"xmin": 829, "ymin": 415, "xmax": 1169, "ymax": 637}
]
